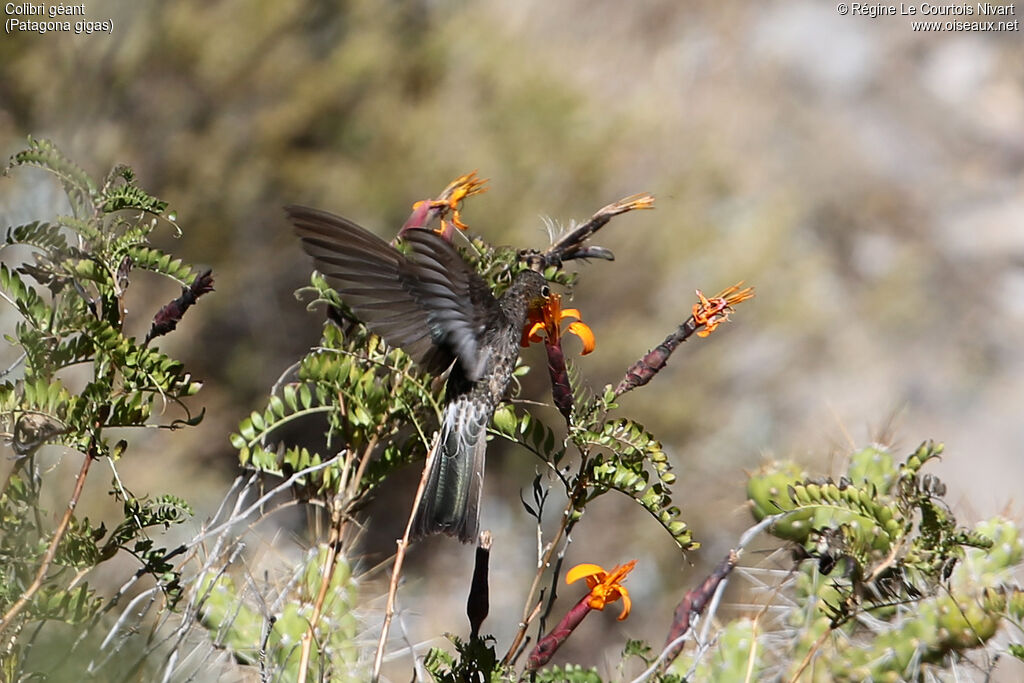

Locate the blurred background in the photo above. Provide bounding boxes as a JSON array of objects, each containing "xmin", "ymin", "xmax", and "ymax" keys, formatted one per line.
[{"xmin": 2, "ymin": 0, "xmax": 1022, "ymax": 677}]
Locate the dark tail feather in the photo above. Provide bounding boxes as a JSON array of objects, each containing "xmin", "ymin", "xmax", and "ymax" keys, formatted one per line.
[{"xmin": 413, "ymin": 397, "xmax": 489, "ymax": 543}]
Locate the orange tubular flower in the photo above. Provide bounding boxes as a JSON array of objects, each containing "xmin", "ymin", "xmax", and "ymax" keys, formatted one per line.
[
  {"xmin": 566, "ymin": 559, "xmax": 637, "ymax": 621},
  {"xmin": 428, "ymin": 170, "xmax": 489, "ymax": 233},
  {"xmin": 522, "ymin": 293, "xmax": 596, "ymax": 355},
  {"xmin": 692, "ymin": 281, "xmax": 755, "ymax": 337},
  {"xmin": 443, "ymin": 171, "xmax": 489, "ymax": 229},
  {"xmin": 401, "ymin": 172, "xmax": 489, "ymax": 239},
  {"xmin": 527, "ymin": 559, "xmax": 637, "ymax": 669}
]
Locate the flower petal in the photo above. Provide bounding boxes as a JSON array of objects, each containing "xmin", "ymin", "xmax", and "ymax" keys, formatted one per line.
[
  {"xmin": 567, "ymin": 321, "xmax": 596, "ymax": 355},
  {"xmin": 616, "ymin": 586, "xmax": 632, "ymax": 621},
  {"xmin": 608, "ymin": 560, "xmax": 637, "ymax": 581},
  {"xmin": 566, "ymin": 563, "xmax": 607, "ymax": 585},
  {"xmin": 559, "ymin": 308, "xmax": 582, "ymax": 322}
]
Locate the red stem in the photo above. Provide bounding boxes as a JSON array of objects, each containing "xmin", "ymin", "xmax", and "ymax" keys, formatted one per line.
[{"xmin": 527, "ymin": 594, "xmax": 593, "ymax": 670}]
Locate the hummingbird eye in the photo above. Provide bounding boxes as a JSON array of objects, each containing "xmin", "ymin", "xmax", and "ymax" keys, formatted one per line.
[{"xmin": 541, "ymin": 285, "xmax": 551, "ymax": 298}]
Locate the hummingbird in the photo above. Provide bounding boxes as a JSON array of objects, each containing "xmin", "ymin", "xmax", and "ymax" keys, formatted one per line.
[{"xmin": 287, "ymin": 206, "xmax": 550, "ymax": 543}]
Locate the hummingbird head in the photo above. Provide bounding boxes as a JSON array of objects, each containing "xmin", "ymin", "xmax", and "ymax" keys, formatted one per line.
[
  {"xmin": 519, "ymin": 268, "xmax": 552, "ymax": 309},
  {"xmin": 500, "ymin": 268, "xmax": 552, "ymax": 321}
]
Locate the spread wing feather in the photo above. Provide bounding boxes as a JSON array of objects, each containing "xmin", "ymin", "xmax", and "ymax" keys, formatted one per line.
[{"xmin": 287, "ymin": 205, "xmax": 499, "ymax": 380}]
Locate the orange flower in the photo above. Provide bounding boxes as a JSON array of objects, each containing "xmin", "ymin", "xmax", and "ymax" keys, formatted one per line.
[
  {"xmin": 522, "ymin": 293, "xmax": 596, "ymax": 355},
  {"xmin": 692, "ymin": 281, "xmax": 755, "ymax": 337},
  {"xmin": 566, "ymin": 560, "xmax": 637, "ymax": 620},
  {"xmin": 411, "ymin": 170, "xmax": 489, "ymax": 235}
]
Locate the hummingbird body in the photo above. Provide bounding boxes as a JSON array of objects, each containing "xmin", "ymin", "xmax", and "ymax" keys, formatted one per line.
[{"xmin": 288, "ymin": 206, "xmax": 547, "ymax": 542}]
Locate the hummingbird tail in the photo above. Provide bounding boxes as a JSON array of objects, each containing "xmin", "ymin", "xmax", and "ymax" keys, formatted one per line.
[{"xmin": 413, "ymin": 397, "xmax": 489, "ymax": 543}]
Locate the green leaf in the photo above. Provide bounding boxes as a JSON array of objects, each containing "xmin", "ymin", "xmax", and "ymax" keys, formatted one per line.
[
  {"xmin": 124, "ymin": 245, "xmax": 196, "ymax": 283},
  {"xmin": 583, "ymin": 418, "xmax": 694, "ymax": 550},
  {"xmin": 0, "ymin": 263, "xmax": 51, "ymax": 329},
  {"xmin": 7, "ymin": 136, "xmax": 98, "ymax": 216},
  {"xmin": 30, "ymin": 584, "xmax": 101, "ymax": 624},
  {"xmin": 4, "ymin": 221, "xmax": 70, "ymax": 255},
  {"xmin": 492, "ymin": 405, "xmax": 517, "ymax": 435},
  {"xmin": 100, "ymin": 182, "xmax": 169, "ymax": 215},
  {"xmin": 490, "ymin": 405, "xmax": 565, "ymax": 464}
]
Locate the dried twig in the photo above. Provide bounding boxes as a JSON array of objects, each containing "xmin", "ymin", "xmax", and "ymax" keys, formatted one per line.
[{"xmin": 77, "ymin": 460, "xmax": 339, "ymax": 676}]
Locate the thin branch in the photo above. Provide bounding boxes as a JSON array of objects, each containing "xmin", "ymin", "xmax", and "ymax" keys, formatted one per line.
[
  {"xmin": 296, "ymin": 509, "xmax": 344, "ymax": 683},
  {"xmin": 629, "ymin": 514, "xmax": 783, "ymax": 683},
  {"xmin": 0, "ymin": 351, "xmax": 27, "ymax": 378},
  {"xmin": 96, "ymin": 586, "xmax": 162, "ymax": 660},
  {"xmin": 501, "ymin": 476, "xmax": 582, "ymax": 667},
  {"xmin": 743, "ymin": 614, "xmax": 761, "ymax": 683},
  {"xmin": 259, "ymin": 615, "xmax": 276, "ymax": 683},
  {"xmin": 371, "ymin": 436, "xmax": 438, "ymax": 682},
  {"xmin": 269, "ymin": 360, "xmax": 303, "ymax": 397},
  {"xmin": 0, "ymin": 450, "xmax": 94, "ymax": 632},
  {"xmin": 787, "ymin": 625, "xmax": 833, "ymax": 683}
]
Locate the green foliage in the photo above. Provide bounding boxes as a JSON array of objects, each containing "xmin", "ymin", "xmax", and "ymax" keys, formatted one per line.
[
  {"xmin": 423, "ymin": 635, "xmax": 506, "ymax": 683},
  {"xmin": 492, "ymin": 404, "xmax": 566, "ymax": 464},
  {"xmin": 0, "ymin": 138, "xmax": 206, "ymax": 677},
  {"xmin": 528, "ymin": 663, "xmax": 604, "ymax": 682},
  {"xmin": 5, "ymin": 221, "xmax": 71, "ymax": 254},
  {"xmin": 230, "ymin": 272, "xmax": 440, "ymax": 504},
  {"xmin": 216, "ymin": 178, "xmax": 1020, "ymax": 683},
  {"xmin": 492, "ymin": 386, "xmax": 694, "ymax": 550},
  {"xmin": 749, "ymin": 442, "xmax": 992, "ymax": 604},
  {"xmin": 8, "ymin": 137, "xmax": 98, "ymax": 217},
  {"xmin": 30, "ymin": 584, "xmax": 102, "ymax": 625},
  {"xmin": 198, "ymin": 546, "xmax": 361, "ymax": 680},
  {"xmin": 726, "ymin": 443, "xmax": 1024, "ymax": 682},
  {"xmin": 579, "ymin": 417, "xmax": 691, "ymax": 549},
  {"xmin": 223, "ymin": 184, "xmax": 703, "ymax": 680},
  {"xmin": 124, "ymin": 246, "xmax": 196, "ymax": 284}
]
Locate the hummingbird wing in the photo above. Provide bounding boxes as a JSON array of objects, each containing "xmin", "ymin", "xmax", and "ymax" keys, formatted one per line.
[{"xmin": 287, "ymin": 205, "xmax": 499, "ymax": 381}]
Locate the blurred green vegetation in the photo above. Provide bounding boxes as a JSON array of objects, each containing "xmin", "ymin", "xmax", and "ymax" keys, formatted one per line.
[{"xmin": 2, "ymin": 0, "xmax": 1022, "ymax": 678}]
